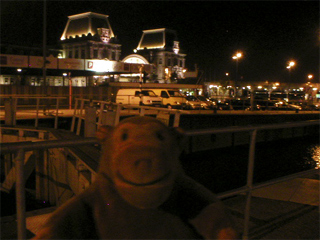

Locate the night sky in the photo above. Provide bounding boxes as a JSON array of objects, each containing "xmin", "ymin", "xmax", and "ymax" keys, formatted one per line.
[{"xmin": 1, "ymin": 0, "xmax": 319, "ymax": 83}]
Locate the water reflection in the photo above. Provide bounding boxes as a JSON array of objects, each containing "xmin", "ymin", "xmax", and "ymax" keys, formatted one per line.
[{"xmin": 308, "ymin": 145, "xmax": 320, "ymax": 169}]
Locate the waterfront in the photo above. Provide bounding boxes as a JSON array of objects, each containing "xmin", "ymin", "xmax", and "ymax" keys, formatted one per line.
[
  {"xmin": 1, "ymin": 130, "xmax": 319, "ymax": 217},
  {"xmin": 0, "ymin": 113, "xmax": 319, "ymax": 239},
  {"xmin": 182, "ymin": 135, "xmax": 319, "ymax": 194}
]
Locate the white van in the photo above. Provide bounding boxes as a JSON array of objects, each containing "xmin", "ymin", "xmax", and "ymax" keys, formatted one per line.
[
  {"xmin": 149, "ymin": 89, "xmax": 187, "ymax": 109},
  {"xmin": 116, "ymin": 89, "xmax": 162, "ymax": 107}
]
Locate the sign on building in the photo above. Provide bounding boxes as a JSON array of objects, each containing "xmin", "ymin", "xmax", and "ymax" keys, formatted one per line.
[
  {"xmin": 0, "ymin": 54, "xmax": 28, "ymax": 68},
  {"xmin": 59, "ymin": 58, "xmax": 85, "ymax": 70},
  {"xmin": 29, "ymin": 55, "xmax": 58, "ymax": 69}
]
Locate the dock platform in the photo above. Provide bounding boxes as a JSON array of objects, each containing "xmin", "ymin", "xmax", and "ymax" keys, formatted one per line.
[{"xmin": 1, "ymin": 173, "xmax": 318, "ymax": 239}]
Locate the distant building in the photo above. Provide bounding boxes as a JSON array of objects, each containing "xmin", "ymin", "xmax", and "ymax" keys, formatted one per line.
[
  {"xmin": 133, "ymin": 28, "xmax": 187, "ymax": 83},
  {"xmin": 0, "ymin": 12, "xmax": 197, "ymax": 87}
]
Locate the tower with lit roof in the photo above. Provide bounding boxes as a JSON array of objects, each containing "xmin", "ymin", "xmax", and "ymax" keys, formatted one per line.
[
  {"xmin": 135, "ymin": 28, "xmax": 186, "ymax": 82},
  {"xmin": 60, "ymin": 12, "xmax": 121, "ymax": 61}
]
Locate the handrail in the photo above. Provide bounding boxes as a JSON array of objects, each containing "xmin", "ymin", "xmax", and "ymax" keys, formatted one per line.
[
  {"xmin": 184, "ymin": 119, "xmax": 319, "ymax": 239},
  {"xmin": 0, "ymin": 95, "xmax": 66, "ymax": 99},
  {"xmin": 1, "ymin": 120, "xmax": 319, "ymax": 239},
  {"xmin": 1, "ymin": 96, "xmax": 66, "ymax": 129},
  {"xmin": 185, "ymin": 119, "xmax": 319, "ymax": 136},
  {"xmin": 216, "ymin": 168, "xmax": 318, "ymax": 199},
  {"xmin": 71, "ymin": 98, "xmax": 188, "ymax": 132},
  {"xmin": 0, "ymin": 137, "xmax": 97, "ymax": 153}
]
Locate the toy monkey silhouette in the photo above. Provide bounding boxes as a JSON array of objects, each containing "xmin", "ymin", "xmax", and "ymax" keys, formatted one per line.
[{"xmin": 33, "ymin": 116, "xmax": 238, "ymax": 239}]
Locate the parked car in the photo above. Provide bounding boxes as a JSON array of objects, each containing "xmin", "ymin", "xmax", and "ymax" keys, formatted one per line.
[
  {"xmin": 185, "ymin": 96, "xmax": 201, "ymax": 109},
  {"xmin": 208, "ymin": 98, "xmax": 231, "ymax": 110},
  {"xmin": 149, "ymin": 89, "xmax": 187, "ymax": 109},
  {"xmin": 228, "ymin": 99, "xmax": 260, "ymax": 111},
  {"xmin": 196, "ymin": 96, "xmax": 215, "ymax": 109},
  {"xmin": 255, "ymin": 100, "xmax": 277, "ymax": 111},
  {"xmin": 216, "ymin": 101, "xmax": 232, "ymax": 110},
  {"xmin": 299, "ymin": 104, "xmax": 319, "ymax": 111},
  {"xmin": 274, "ymin": 101, "xmax": 302, "ymax": 111},
  {"xmin": 116, "ymin": 89, "xmax": 162, "ymax": 107}
]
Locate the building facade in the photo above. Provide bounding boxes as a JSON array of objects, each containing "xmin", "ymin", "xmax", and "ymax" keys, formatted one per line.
[
  {"xmin": 0, "ymin": 12, "xmax": 193, "ymax": 86},
  {"xmin": 134, "ymin": 28, "xmax": 186, "ymax": 83},
  {"xmin": 60, "ymin": 12, "xmax": 121, "ymax": 61}
]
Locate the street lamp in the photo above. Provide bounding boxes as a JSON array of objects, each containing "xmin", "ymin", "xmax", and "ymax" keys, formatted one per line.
[
  {"xmin": 286, "ymin": 61, "xmax": 295, "ymax": 69},
  {"xmin": 286, "ymin": 60, "xmax": 296, "ymax": 101},
  {"xmin": 68, "ymin": 72, "xmax": 72, "ymax": 109},
  {"xmin": 308, "ymin": 74, "xmax": 313, "ymax": 81},
  {"xmin": 232, "ymin": 52, "xmax": 242, "ymax": 97}
]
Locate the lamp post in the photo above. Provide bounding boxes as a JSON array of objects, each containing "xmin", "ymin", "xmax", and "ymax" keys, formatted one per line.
[
  {"xmin": 306, "ymin": 75, "xmax": 313, "ymax": 101},
  {"xmin": 286, "ymin": 61, "xmax": 295, "ymax": 101},
  {"xmin": 68, "ymin": 72, "xmax": 72, "ymax": 109},
  {"xmin": 232, "ymin": 52, "xmax": 242, "ymax": 97},
  {"xmin": 139, "ymin": 65, "xmax": 144, "ymax": 107}
]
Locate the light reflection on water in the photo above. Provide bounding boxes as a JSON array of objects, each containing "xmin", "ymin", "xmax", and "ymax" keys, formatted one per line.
[{"xmin": 308, "ymin": 145, "xmax": 320, "ymax": 169}]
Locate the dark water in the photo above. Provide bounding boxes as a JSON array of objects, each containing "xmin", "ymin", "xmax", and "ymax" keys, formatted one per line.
[{"xmin": 181, "ymin": 135, "xmax": 319, "ymax": 194}]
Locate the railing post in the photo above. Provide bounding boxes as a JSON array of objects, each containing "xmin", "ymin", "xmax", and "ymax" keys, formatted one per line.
[
  {"xmin": 4, "ymin": 98, "xmax": 16, "ymax": 126},
  {"xmin": 76, "ymin": 99, "xmax": 85, "ymax": 135},
  {"xmin": 54, "ymin": 98, "xmax": 60, "ymax": 129},
  {"xmin": 35, "ymin": 97, "xmax": 40, "ymax": 128},
  {"xmin": 243, "ymin": 129, "xmax": 257, "ymax": 239},
  {"xmin": 16, "ymin": 149, "xmax": 26, "ymax": 240},
  {"xmin": 98, "ymin": 101, "xmax": 105, "ymax": 126},
  {"xmin": 71, "ymin": 99, "xmax": 79, "ymax": 132},
  {"xmin": 139, "ymin": 107, "xmax": 145, "ymax": 116},
  {"xmin": 114, "ymin": 104, "xmax": 121, "ymax": 126},
  {"xmin": 85, "ymin": 105, "xmax": 97, "ymax": 137},
  {"xmin": 173, "ymin": 111, "xmax": 181, "ymax": 127}
]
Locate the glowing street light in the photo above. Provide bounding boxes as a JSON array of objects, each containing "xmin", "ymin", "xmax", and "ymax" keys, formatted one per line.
[
  {"xmin": 308, "ymin": 74, "xmax": 313, "ymax": 80},
  {"xmin": 286, "ymin": 60, "xmax": 296, "ymax": 101},
  {"xmin": 232, "ymin": 52, "xmax": 242, "ymax": 59},
  {"xmin": 286, "ymin": 61, "xmax": 295, "ymax": 69},
  {"xmin": 232, "ymin": 52, "xmax": 243, "ymax": 97},
  {"xmin": 286, "ymin": 60, "xmax": 296, "ymax": 75}
]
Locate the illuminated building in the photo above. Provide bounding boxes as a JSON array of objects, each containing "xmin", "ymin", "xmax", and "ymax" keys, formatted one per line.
[
  {"xmin": 133, "ymin": 28, "xmax": 186, "ymax": 83},
  {"xmin": 60, "ymin": 12, "xmax": 121, "ymax": 61},
  {"xmin": 0, "ymin": 12, "xmax": 192, "ymax": 86}
]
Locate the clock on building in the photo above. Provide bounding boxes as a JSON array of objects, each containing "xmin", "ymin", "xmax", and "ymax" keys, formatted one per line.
[{"xmin": 98, "ymin": 28, "xmax": 110, "ymax": 43}]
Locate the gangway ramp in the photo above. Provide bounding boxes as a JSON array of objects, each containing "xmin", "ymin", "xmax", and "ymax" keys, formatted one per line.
[
  {"xmin": 1, "ymin": 127, "xmax": 101, "ymax": 239},
  {"xmin": 49, "ymin": 129, "xmax": 100, "ymax": 174},
  {"xmin": 1, "ymin": 146, "xmax": 34, "ymax": 193}
]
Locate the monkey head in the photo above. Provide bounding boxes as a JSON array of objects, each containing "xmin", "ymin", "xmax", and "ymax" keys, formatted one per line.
[{"xmin": 96, "ymin": 116, "xmax": 185, "ymax": 209}]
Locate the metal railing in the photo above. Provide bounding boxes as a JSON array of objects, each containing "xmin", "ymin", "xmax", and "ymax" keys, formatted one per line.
[
  {"xmin": 0, "ymin": 120, "xmax": 319, "ymax": 239},
  {"xmin": 1, "ymin": 137, "xmax": 97, "ymax": 240},
  {"xmin": 185, "ymin": 120, "xmax": 319, "ymax": 239},
  {"xmin": 71, "ymin": 98, "xmax": 189, "ymax": 135},
  {"xmin": 0, "ymin": 95, "xmax": 66, "ymax": 129}
]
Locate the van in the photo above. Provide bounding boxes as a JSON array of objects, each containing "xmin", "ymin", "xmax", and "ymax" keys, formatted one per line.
[
  {"xmin": 116, "ymin": 89, "xmax": 162, "ymax": 107},
  {"xmin": 149, "ymin": 89, "xmax": 187, "ymax": 109}
]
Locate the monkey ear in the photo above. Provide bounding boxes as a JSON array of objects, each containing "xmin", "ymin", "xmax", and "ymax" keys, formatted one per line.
[{"xmin": 96, "ymin": 125, "xmax": 114, "ymax": 143}]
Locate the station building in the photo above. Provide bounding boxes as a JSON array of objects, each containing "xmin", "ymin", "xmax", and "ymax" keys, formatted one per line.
[{"xmin": 0, "ymin": 12, "xmax": 195, "ymax": 87}]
